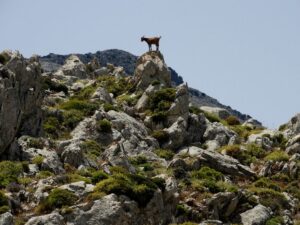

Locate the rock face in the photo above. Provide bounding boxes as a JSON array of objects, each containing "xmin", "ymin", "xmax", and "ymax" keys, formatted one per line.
[
  {"xmin": 134, "ymin": 51, "xmax": 171, "ymax": 90},
  {"xmin": 0, "ymin": 51, "xmax": 43, "ymax": 157},
  {"xmin": 240, "ymin": 204, "xmax": 272, "ymax": 225},
  {"xmin": 282, "ymin": 113, "xmax": 300, "ymax": 138},
  {"xmin": 0, "ymin": 212, "xmax": 14, "ymax": 225},
  {"xmin": 25, "ymin": 212, "xmax": 65, "ymax": 225}
]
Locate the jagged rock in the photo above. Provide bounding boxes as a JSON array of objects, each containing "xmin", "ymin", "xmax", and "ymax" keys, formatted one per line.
[
  {"xmin": 135, "ymin": 84, "xmax": 160, "ymax": 112},
  {"xmin": 240, "ymin": 204, "xmax": 272, "ymax": 225},
  {"xmin": 0, "ymin": 51, "xmax": 43, "ymax": 158},
  {"xmin": 247, "ymin": 130, "xmax": 277, "ymax": 150},
  {"xmin": 203, "ymin": 122, "xmax": 238, "ymax": 151},
  {"xmin": 134, "ymin": 51, "xmax": 171, "ymax": 90},
  {"xmin": 94, "ymin": 67, "xmax": 109, "ymax": 76},
  {"xmin": 282, "ymin": 113, "xmax": 300, "ymax": 138},
  {"xmin": 167, "ymin": 84, "xmax": 189, "ymax": 124},
  {"xmin": 91, "ymin": 87, "xmax": 113, "ymax": 103},
  {"xmin": 200, "ymin": 106, "xmax": 231, "ymax": 120},
  {"xmin": 163, "ymin": 117, "xmax": 187, "ymax": 150},
  {"xmin": 206, "ymin": 192, "xmax": 240, "ymax": 219},
  {"xmin": 18, "ymin": 136, "xmax": 64, "ymax": 174},
  {"xmin": 177, "ymin": 146, "xmax": 256, "ymax": 177},
  {"xmin": 25, "ymin": 212, "xmax": 65, "ymax": 225},
  {"xmin": 0, "ymin": 212, "xmax": 14, "ymax": 225},
  {"xmin": 286, "ymin": 134, "xmax": 300, "ymax": 155},
  {"xmin": 59, "ymin": 181, "xmax": 94, "ymax": 197},
  {"xmin": 243, "ymin": 118, "xmax": 264, "ymax": 129},
  {"xmin": 186, "ymin": 113, "xmax": 207, "ymax": 144},
  {"xmin": 59, "ymin": 55, "xmax": 86, "ymax": 79}
]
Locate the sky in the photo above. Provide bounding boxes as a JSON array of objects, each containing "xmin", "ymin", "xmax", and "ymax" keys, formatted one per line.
[{"xmin": 1, "ymin": 0, "xmax": 300, "ymax": 128}]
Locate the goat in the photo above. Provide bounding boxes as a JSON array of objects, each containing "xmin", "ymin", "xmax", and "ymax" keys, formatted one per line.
[{"xmin": 141, "ymin": 36, "xmax": 161, "ymax": 51}]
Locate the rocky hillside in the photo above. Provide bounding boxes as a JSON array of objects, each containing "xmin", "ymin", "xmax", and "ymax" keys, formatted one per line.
[
  {"xmin": 0, "ymin": 50, "xmax": 299, "ymax": 225},
  {"xmin": 39, "ymin": 49, "xmax": 259, "ymax": 125}
]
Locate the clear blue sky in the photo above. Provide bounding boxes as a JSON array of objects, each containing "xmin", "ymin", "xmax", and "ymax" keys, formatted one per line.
[{"xmin": 1, "ymin": 0, "xmax": 300, "ymax": 128}]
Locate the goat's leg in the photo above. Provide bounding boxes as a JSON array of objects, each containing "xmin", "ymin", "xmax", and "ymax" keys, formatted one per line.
[{"xmin": 156, "ymin": 44, "xmax": 159, "ymax": 52}]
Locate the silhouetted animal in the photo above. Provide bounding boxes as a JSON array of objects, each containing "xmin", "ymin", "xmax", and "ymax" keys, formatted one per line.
[{"xmin": 141, "ymin": 36, "xmax": 161, "ymax": 51}]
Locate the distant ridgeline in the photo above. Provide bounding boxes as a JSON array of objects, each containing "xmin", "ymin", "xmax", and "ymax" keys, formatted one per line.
[{"xmin": 39, "ymin": 49, "xmax": 259, "ymax": 124}]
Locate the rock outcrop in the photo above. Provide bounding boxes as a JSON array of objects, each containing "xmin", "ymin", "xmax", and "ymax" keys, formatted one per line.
[{"xmin": 0, "ymin": 51, "xmax": 43, "ymax": 158}]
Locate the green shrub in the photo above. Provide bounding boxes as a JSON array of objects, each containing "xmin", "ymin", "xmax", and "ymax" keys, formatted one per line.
[
  {"xmin": 103, "ymin": 103, "xmax": 117, "ymax": 112},
  {"xmin": 250, "ymin": 187, "xmax": 289, "ymax": 211},
  {"xmin": 98, "ymin": 76, "xmax": 132, "ymax": 97},
  {"xmin": 36, "ymin": 171, "xmax": 53, "ymax": 179},
  {"xmin": 42, "ymin": 77, "xmax": 68, "ymax": 95},
  {"xmin": 189, "ymin": 106, "xmax": 202, "ymax": 115},
  {"xmin": 37, "ymin": 188, "xmax": 78, "ymax": 213},
  {"xmin": 151, "ymin": 111, "xmax": 168, "ymax": 124},
  {"xmin": 91, "ymin": 170, "xmax": 108, "ymax": 184},
  {"xmin": 225, "ymin": 115, "xmax": 241, "ymax": 125},
  {"xmin": 266, "ymin": 216, "xmax": 284, "ymax": 225},
  {"xmin": 265, "ymin": 150, "xmax": 289, "ymax": 162},
  {"xmin": 32, "ymin": 155, "xmax": 44, "ymax": 166},
  {"xmin": 0, "ymin": 53, "xmax": 9, "ymax": 65},
  {"xmin": 151, "ymin": 80, "xmax": 160, "ymax": 86},
  {"xmin": 116, "ymin": 94, "xmax": 137, "ymax": 106},
  {"xmin": 0, "ymin": 161, "xmax": 23, "ymax": 188},
  {"xmin": 95, "ymin": 173, "xmax": 158, "ymax": 207},
  {"xmin": 28, "ymin": 138, "xmax": 44, "ymax": 149},
  {"xmin": 96, "ymin": 119, "xmax": 112, "ymax": 133},
  {"xmin": 152, "ymin": 130, "xmax": 169, "ymax": 145},
  {"xmin": 203, "ymin": 112, "xmax": 221, "ymax": 123},
  {"xmin": 253, "ymin": 178, "xmax": 281, "ymax": 191},
  {"xmin": 154, "ymin": 149, "xmax": 174, "ymax": 160},
  {"xmin": 151, "ymin": 177, "xmax": 166, "ymax": 191},
  {"xmin": 62, "ymin": 109, "xmax": 84, "ymax": 129},
  {"xmin": 191, "ymin": 166, "xmax": 223, "ymax": 181},
  {"xmin": 129, "ymin": 155, "xmax": 148, "ymax": 165},
  {"xmin": 75, "ymin": 85, "xmax": 97, "ymax": 100},
  {"xmin": 60, "ymin": 99, "xmax": 98, "ymax": 116},
  {"xmin": 80, "ymin": 140, "xmax": 103, "ymax": 158},
  {"xmin": 245, "ymin": 143, "xmax": 266, "ymax": 159},
  {"xmin": 0, "ymin": 191, "xmax": 9, "ymax": 211},
  {"xmin": 43, "ymin": 116, "xmax": 60, "ymax": 136},
  {"xmin": 149, "ymin": 88, "xmax": 176, "ymax": 111},
  {"xmin": 278, "ymin": 124, "xmax": 287, "ymax": 131},
  {"xmin": 271, "ymin": 173, "xmax": 290, "ymax": 182}
]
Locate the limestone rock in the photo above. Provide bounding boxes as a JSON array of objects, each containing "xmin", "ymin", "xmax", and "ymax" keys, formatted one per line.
[
  {"xmin": 0, "ymin": 212, "xmax": 14, "ymax": 225},
  {"xmin": 200, "ymin": 106, "xmax": 231, "ymax": 120},
  {"xmin": 0, "ymin": 50, "xmax": 43, "ymax": 158},
  {"xmin": 91, "ymin": 87, "xmax": 113, "ymax": 104},
  {"xmin": 286, "ymin": 134, "xmax": 300, "ymax": 155},
  {"xmin": 163, "ymin": 117, "xmax": 187, "ymax": 150},
  {"xmin": 240, "ymin": 204, "xmax": 272, "ymax": 225},
  {"xmin": 25, "ymin": 212, "xmax": 65, "ymax": 225},
  {"xmin": 282, "ymin": 113, "xmax": 300, "ymax": 138},
  {"xmin": 134, "ymin": 51, "xmax": 171, "ymax": 90},
  {"xmin": 60, "ymin": 55, "xmax": 86, "ymax": 79}
]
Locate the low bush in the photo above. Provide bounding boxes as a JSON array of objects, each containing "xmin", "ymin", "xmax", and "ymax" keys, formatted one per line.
[
  {"xmin": 62, "ymin": 109, "xmax": 84, "ymax": 129},
  {"xmin": 27, "ymin": 138, "xmax": 44, "ymax": 149},
  {"xmin": 95, "ymin": 172, "xmax": 159, "ymax": 207},
  {"xmin": 43, "ymin": 116, "xmax": 60, "ymax": 137},
  {"xmin": 80, "ymin": 140, "xmax": 103, "ymax": 159},
  {"xmin": 103, "ymin": 103, "xmax": 117, "ymax": 112},
  {"xmin": 37, "ymin": 188, "xmax": 78, "ymax": 213},
  {"xmin": 0, "ymin": 53, "xmax": 9, "ymax": 65},
  {"xmin": 152, "ymin": 130, "xmax": 169, "ymax": 145},
  {"xmin": 96, "ymin": 119, "xmax": 112, "ymax": 133},
  {"xmin": 149, "ymin": 88, "xmax": 176, "ymax": 111},
  {"xmin": 203, "ymin": 112, "xmax": 221, "ymax": 123},
  {"xmin": 154, "ymin": 149, "xmax": 174, "ymax": 160},
  {"xmin": 0, "ymin": 161, "xmax": 23, "ymax": 188},
  {"xmin": 91, "ymin": 170, "xmax": 108, "ymax": 184},
  {"xmin": 265, "ymin": 150, "xmax": 289, "ymax": 162},
  {"xmin": 191, "ymin": 166, "xmax": 223, "ymax": 182},
  {"xmin": 266, "ymin": 216, "xmax": 284, "ymax": 225},
  {"xmin": 60, "ymin": 99, "xmax": 98, "ymax": 116},
  {"xmin": 225, "ymin": 115, "xmax": 241, "ymax": 125},
  {"xmin": 189, "ymin": 106, "xmax": 202, "ymax": 115},
  {"xmin": 42, "ymin": 77, "xmax": 68, "ymax": 95},
  {"xmin": 253, "ymin": 178, "xmax": 281, "ymax": 191},
  {"xmin": 32, "ymin": 155, "xmax": 44, "ymax": 167},
  {"xmin": 151, "ymin": 111, "xmax": 168, "ymax": 124},
  {"xmin": 0, "ymin": 191, "xmax": 9, "ymax": 213}
]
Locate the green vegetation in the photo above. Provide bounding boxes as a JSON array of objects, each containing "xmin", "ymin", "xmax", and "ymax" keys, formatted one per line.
[
  {"xmin": 37, "ymin": 188, "xmax": 78, "ymax": 213},
  {"xmin": 62, "ymin": 109, "xmax": 84, "ymax": 129},
  {"xmin": 96, "ymin": 119, "xmax": 112, "ymax": 133},
  {"xmin": 80, "ymin": 140, "xmax": 103, "ymax": 160},
  {"xmin": 42, "ymin": 77, "xmax": 68, "ymax": 95},
  {"xmin": 152, "ymin": 130, "xmax": 169, "ymax": 145},
  {"xmin": 36, "ymin": 171, "xmax": 54, "ymax": 179},
  {"xmin": 203, "ymin": 111, "xmax": 221, "ymax": 123},
  {"xmin": 91, "ymin": 170, "xmax": 108, "ymax": 184},
  {"xmin": 27, "ymin": 137, "xmax": 44, "ymax": 149},
  {"xmin": 266, "ymin": 216, "xmax": 284, "ymax": 225},
  {"xmin": 60, "ymin": 99, "xmax": 98, "ymax": 115},
  {"xmin": 0, "ymin": 191, "xmax": 9, "ymax": 214},
  {"xmin": 97, "ymin": 76, "xmax": 132, "ymax": 97},
  {"xmin": 129, "ymin": 156, "xmax": 154, "ymax": 172},
  {"xmin": 116, "ymin": 94, "xmax": 138, "ymax": 106},
  {"xmin": 95, "ymin": 172, "xmax": 160, "ymax": 207},
  {"xmin": 191, "ymin": 166, "xmax": 223, "ymax": 181},
  {"xmin": 151, "ymin": 111, "xmax": 168, "ymax": 124},
  {"xmin": 225, "ymin": 115, "xmax": 241, "ymax": 126},
  {"xmin": 188, "ymin": 106, "xmax": 202, "ymax": 115},
  {"xmin": 103, "ymin": 103, "xmax": 118, "ymax": 112},
  {"xmin": 149, "ymin": 88, "xmax": 176, "ymax": 111},
  {"xmin": 265, "ymin": 150, "xmax": 289, "ymax": 162},
  {"xmin": 154, "ymin": 149, "xmax": 174, "ymax": 160},
  {"xmin": 0, "ymin": 161, "xmax": 23, "ymax": 188},
  {"xmin": 32, "ymin": 155, "xmax": 44, "ymax": 167},
  {"xmin": 253, "ymin": 178, "xmax": 281, "ymax": 191},
  {"xmin": 0, "ymin": 52, "xmax": 10, "ymax": 65}
]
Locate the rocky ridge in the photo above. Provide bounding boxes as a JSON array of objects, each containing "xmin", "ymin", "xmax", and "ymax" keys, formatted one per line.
[{"xmin": 0, "ymin": 49, "xmax": 299, "ymax": 225}]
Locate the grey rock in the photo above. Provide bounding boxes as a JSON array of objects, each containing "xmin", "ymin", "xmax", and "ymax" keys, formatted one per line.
[
  {"xmin": 163, "ymin": 117, "xmax": 187, "ymax": 150},
  {"xmin": 186, "ymin": 113, "xmax": 207, "ymax": 144},
  {"xmin": 0, "ymin": 212, "xmax": 14, "ymax": 225},
  {"xmin": 94, "ymin": 67, "xmax": 109, "ymax": 76},
  {"xmin": 200, "ymin": 106, "xmax": 231, "ymax": 120},
  {"xmin": 240, "ymin": 204, "xmax": 272, "ymax": 225},
  {"xmin": 0, "ymin": 51, "xmax": 43, "ymax": 158},
  {"xmin": 282, "ymin": 113, "xmax": 300, "ymax": 138},
  {"xmin": 177, "ymin": 146, "xmax": 255, "ymax": 177},
  {"xmin": 134, "ymin": 51, "xmax": 171, "ymax": 90},
  {"xmin": 59, "ymin": 181, "xmax": 94, "ymax": 197},
  {"xmin": 286, "ymin": 134, "xmax": 300, "ymax": 155},
  {"xmin": 60, "ymin": 55, "xmax": 87, "ymax": 79},
  {"xmin": 247, "ymin": 130, "xmax": 277, "ymax": 150},
  {"xmin": 91, "ymin": 87, "xmax": 113, "ymax": 103},
  {"xmin": 25, "ymin": 212, "xmax": 65, "ymax": 225}
]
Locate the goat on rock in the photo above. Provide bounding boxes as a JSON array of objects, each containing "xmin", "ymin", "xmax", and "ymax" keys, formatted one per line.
[{"xmin": 141, "ymin": 36, "xmax": 161, "ymax": 51}]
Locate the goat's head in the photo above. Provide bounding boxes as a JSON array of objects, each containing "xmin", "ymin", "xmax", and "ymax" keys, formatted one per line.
[{"xmin": 141, "ymin": 36, "xmax": 146, "ymax": 42}]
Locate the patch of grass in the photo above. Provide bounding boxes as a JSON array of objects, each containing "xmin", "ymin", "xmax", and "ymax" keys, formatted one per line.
[
  {"xmin": 189, "ymin": 106, "xmax": 202, "ymax": 115},
  {"xmin": 129, "ymin": 156, "xmax": 154, "ymax": 172},
  {"xmin": 154, "ymin": 149, "xmax": 174, "ymax": 160},
  {"xmin": 0, "ymin": 161, "xmax": 23, "ymax": 188},
  {"xmin": 36, "ymin": 171, "xmax": 53, "ymax": 179},
  {"xmin": 43, "ymin": 116, "xmax": 60, "ymax": 137},
  {"xmin": 42, "ymin": 77, "xmax": 68, "ymax": 95},
  {"xmin": 103, "ymin": 103, "xmax": 117, "ymax": 112},
  {"xmin": 191, "ymin": 166, "xmax": 223, "ymax": 181},
  {"xmin": 151, "ymin": 111, "xmax": 168, "ymax": 124},
  {"xmin": 32, "ymin": 155, "xmax": 44, "ymax": 167},
  {"xmin": 98, "ymin": 76, "xmax": 132, "ymax": 97},
  {"xmin": 96, "ymin": 119, "xmax": 112, "ymax": 133},
  {"xmin": 95, "ymin": 172, "xmax": 160, "ymax": 207},
  {"xmin": 278, "ymin": 124, "xmax": 287, "ymax": 131},
  {"xmin": 225, "ymin": 115, "xmax": 241, "ymax": 126},
  {"xmin": 149, "ymin": 88, "xmax": 176, "ymax": 112},
  {"xmin": 80, "ymin": 140, "xmax": 103, "ymax": 160},
  {"xmin": 91, "ymin": 170, "xmax": 108, "ymax": 184},
  {"xmin": 0, "ymin": 53, "xmax": 10, "ymax": 65},
  {"xmin": 203, "ymin": 111, "xmax": 221, "ymax": 123},
  {"xmin": 74, "ymin": 85, "xmax": 97, "ymax": 100},
  {"xmin": 0, "ymin": 191, "xmax": 9, "ymax": 213},
  {"xmin": 253, "ymin": 177, "xmax": 281, "ymax": 191},
  {"xmin": 37, "ymin": 188, "xmax": 78, "ymax": 213},
  {"xmin": 62, "ymin": 109, "xmax": 84, "ymax": 129},
  {"xmin": 117, "ymin": 94, "xmax": 138, "ymax": 107},
  {"xmin": 265, "ymin": 150, "xmax": 289, "ymax": 162},
  {"xmin": 27, "ymin": 138, "xmax": 44, "ymax": 149},
  {"xmin": 152, "ymin": 130, "xmax": 169, "ymax": 145},
  {"xmin": 60, "ymin": 99, "xmax": 98, "ymax": 116},
  {"xmin": 266, "ymin": 216, "xmax": 284, "ymax": 225}
]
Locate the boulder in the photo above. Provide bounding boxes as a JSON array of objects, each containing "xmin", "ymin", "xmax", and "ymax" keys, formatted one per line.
[
  {"xmin": 25, "ymin": 212, "xmax": 65, "ymax": 225},
  {"xmin": 0, "ymin": 212, "xmax": 14, "ymax": 225},
  {"xmin": 134, "ymin": 51, "xmax": 171, "ymax": 90},
  {"xmin": 240, "ymin": 204, "xmax": 272, "ymax": 225},
  {"xmin": 60, "ymin": 55, "xmax": 86, "ymax": 79},
  {"xmin": 177, "ymin": 146, "xmax": 256, "ymax": 177},
  {"xmin": 282, "ymin": 113, "xmax": 300, "ymax": 138},
  {"xmin": 91, "ymin": 87, "xmax": 113, "ymax": 104},
  {"xmin": 286, "ymin": 134, "xmax": 300, "ymax": 155},
  {"xmin": 247, "ymin": 130, "xmax": 277, "ymax": 150},
  {"xmin": 58, "ymin": 181, "xmax": 94, "ymax": 197},
  {"xmin": 0, "ymin": 51, "xmax": 43, "ymax": 158},
  {"xmin": 163, "ymin": 117, "xmax": 187, "ymax": 150},
  {"xmin": 200, "ymin": 106, "xmax": 231, "ymax": 120},
  {"xmin": 186, "ymin": 113, "xmax": 207, "ymax": 144}
]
